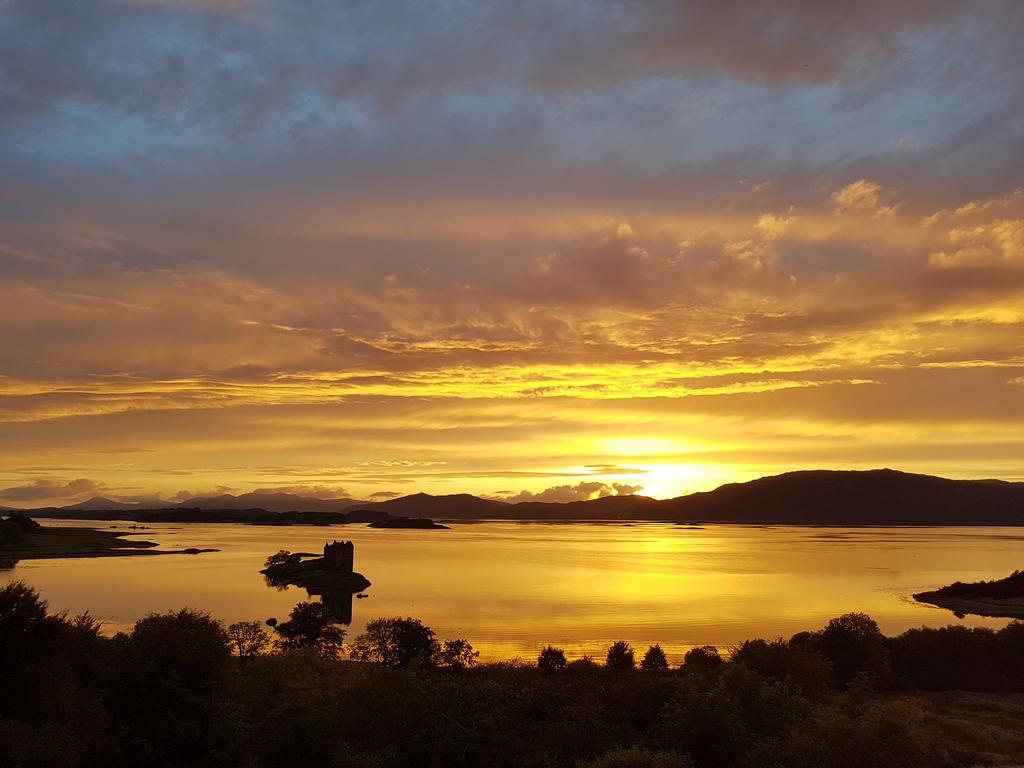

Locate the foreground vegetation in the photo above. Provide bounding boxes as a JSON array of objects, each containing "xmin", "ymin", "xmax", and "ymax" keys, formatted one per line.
[{"xmin": 3, "ymin": 581, "xmax": 1024, "ymax": 768}]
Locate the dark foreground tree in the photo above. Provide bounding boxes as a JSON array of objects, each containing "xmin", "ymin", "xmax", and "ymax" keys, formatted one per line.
[
  {"xmin": 816, "ymin": 612, "xmax": 889, "ymax": 687},
  {"xmin": 0, "ymin": 582, "xmax": 111, "ymax": 767},
  {"xmin": 264, "ymin": 549, "xmax": 292, "ymax": 568},
  {"xmin": 0, "ymin": 579, "xmax": 47, "ymax": 639},
  {"xmin": 436, "ymin": 638, "xmax": 479, "ymax": 669},
  {"xmin": 537, "ymin": 645, "xmax": 568, "ymax": 672},
  {"xmin": 0, "ymin": 589, "xmax": 1003, "ymax": 768},
  {"xmin": 273, "ymin": 601, "xmax": 346, "ymax": 658},
  {"xmin": 606, "ymin": 640, "xmax": 635, "ymax": 670},
  {"xmin": 350, "ymin": 617, "xmax": 438, "ymax": 667},
  {"xmin": 731, "ymin": 638, "xmax": 832, "ymax": 699},
  {"xmin": 641, "ymin": 644, "xmax": 670, "ymax": 670},
  {"xmin": 683, "ymin": 645, "xmax": 724, "ymax": 669},
  {"xmin": 115, "ymin": 609, "xmax": 232, "ymax": 765},
  {"xmin": 227, "ymin": 620, "xmax": 271, "ymax": 658}
]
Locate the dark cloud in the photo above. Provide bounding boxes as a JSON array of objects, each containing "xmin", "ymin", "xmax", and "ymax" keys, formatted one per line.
[
  {"xmin": 2, "ymin": 0, "xmax": 1020, "ymax": 144},
  {"xmin": 2, "ymin": 1, "xmax": 1024, "ymax": 499},
  {"xmin": 0, "ymin": 477, "xmax": 103, "ymax": 502}
]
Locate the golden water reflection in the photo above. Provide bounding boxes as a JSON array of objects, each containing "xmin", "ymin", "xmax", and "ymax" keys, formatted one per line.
[{"xmin": 2, "ymin": 521, "xmax": 1021, "ymax": 663}]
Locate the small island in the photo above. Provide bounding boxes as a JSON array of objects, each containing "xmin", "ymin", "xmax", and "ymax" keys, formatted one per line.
[
  {"xmin": 368, "ymin": 517, "xmax": 449, "ymax": 529},
  {"xmin": 261, "ymin": 540, "xmax": 371, "ymax": 593},
  {"xmin": 0, "ymin": 513, "xmax": 217, "ymax": 566},
  {"xmin": 914, "ymin": 570, "xmax": 1024, "ymax": 618}
]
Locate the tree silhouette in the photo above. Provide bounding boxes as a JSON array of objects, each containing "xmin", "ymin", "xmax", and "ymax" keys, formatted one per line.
[
  {"xmin": 641, "ymin": 644, "xmax": 669, "ymax": 670},
  {"xmin": 0, "ymin": 579, "xmax": 47, "ymax": 633},
  {"xmin": 683, "ymin": 645, "xmax": 724, "ymax": 669},
  {"xmin": 264, "ymin": 549, "xmax": 292, "ymax": 568},
  {"xmin": 273, "ymin": 601, "xmax": 346, "ymax": 658},
  {"xmin": 350, "ymin": 617, "xmax": 438, "ymax": 668},
  {"xmin": 817, "ymin": 612, "xmax": 889, "ymax": 687},
  {"xmin": 116, "ymin": 609, "xmax": 232, "ymax": 762},
  {"xmin": 437, "ymin": 638, "xmax": 479, "ymax": 669},
  {"xmin": 606, "ymin": 640, "xmax": 635, "ymax": 671},
  {"xmin": 731, "ymin": 638, "xmax": 831, "ymax": 698},
  {"xmin": 537, "ymin": 645, "xmax": 568, "ymax": 672},
  {"xmin": 227, "ymin": 620, "xmax": 271, "ymax": 658}
]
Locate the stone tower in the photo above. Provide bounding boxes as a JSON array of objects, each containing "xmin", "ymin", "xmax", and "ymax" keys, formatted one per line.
[{"xmin": 323, "ymin": 540, "xmax": 354, "ymax": 572}]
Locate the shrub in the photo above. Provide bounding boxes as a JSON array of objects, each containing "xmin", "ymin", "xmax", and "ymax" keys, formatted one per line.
[
  {"xmin": 731, "ymin": 638, "xmax": 831, "ymax": 699},
  {"xmin": 0, "ymin": 580, "xmax": 47, "ymax": 638},
  {"xmin": 748, "ymin": 699, "xmax": 938, "ymax": 768},
  {"xmin": 0, "ymin": 519, "xmax": 25, "ymax": 544},
  {"xmin": 887, "ymin": 625, "xmax": 1002, "ymax": 691},
  {"xmin": 579, "ymin": 746, "xmax": 694, "ymax": 768},
  {"xmin": 998, "ymin": 621, "xmax": 1024, "ymax": 687},
  {"xmin": 660, "ymin": 666, "xmax": 808, "ymax": 768}
]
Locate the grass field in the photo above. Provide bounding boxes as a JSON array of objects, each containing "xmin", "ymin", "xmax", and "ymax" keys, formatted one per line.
[{"xmin": 917, "ymin": 691, "xmax": 1024, "ymax": 766}]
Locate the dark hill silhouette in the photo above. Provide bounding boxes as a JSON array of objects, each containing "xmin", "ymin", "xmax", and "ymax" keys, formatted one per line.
[
  {"xmin": 352, "ymin": 492, "xmax": 657, "ymax": 520},
  {"xmin": 511, "ymin": 493, "xmax": 659, "ymax": 520},
  {"xmin": 350, "ymin": 492, "xmax": 509, "ymax": 518},
  {"xmin": 179, "ymin": 492, "xmax": 363, "ymax": 514},
  {"xmin": 63, "ymin": 497, "xmax": 141, "ymax": 511},
  {"xmin": 345, "ymin": 470, "xmax": 1024, "ymax": 523},
  {"xmin": 654, "ymin": 469, "xmax": 1024, "ymax": 524},
  {"xmin": 13, "ymin": 469, "xmax": 1024, "ymax": 525}
]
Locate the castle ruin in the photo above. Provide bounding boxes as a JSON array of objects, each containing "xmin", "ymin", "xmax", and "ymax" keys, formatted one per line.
[{"xmin": 322, "ymin": 540, "xmax": 354, "ymax": 573}]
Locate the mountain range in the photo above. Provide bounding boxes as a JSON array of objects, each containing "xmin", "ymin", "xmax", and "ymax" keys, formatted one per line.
[
  {"xmin": 11, "ymin": 469, "xmax": 1024, "ymax": 525},
  {"xmin": 178, "ymin": 492, "xmax": 363, "ymax": 514}
]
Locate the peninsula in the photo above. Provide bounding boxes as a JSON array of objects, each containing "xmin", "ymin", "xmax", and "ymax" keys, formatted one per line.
[
  {"xmin": 0, "ymin": 513, "xmax": 216, "ymax": 565},
  {"xmin": 914, "ymin": 570, "xmax": 1024, "ymax": 618}
]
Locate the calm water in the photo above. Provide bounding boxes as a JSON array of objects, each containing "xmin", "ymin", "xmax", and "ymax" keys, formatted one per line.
[{"xmin": 3, "ymin": 520, "xmax": 1022, "ymax": 662}]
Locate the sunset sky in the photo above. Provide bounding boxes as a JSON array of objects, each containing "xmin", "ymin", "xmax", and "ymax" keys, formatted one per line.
[{"xmin": 2, "ymin": 1, "xmax": 1023, "ymax": 507}]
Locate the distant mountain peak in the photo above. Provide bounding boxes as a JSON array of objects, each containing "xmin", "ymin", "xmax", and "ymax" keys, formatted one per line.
[
  {"xmin": 63, "ymin": 497, "xmax": 139, "ymax": 511},
  {"xmin": 181, "ymin": 491, "xmax": 362, "ymax": 514}
]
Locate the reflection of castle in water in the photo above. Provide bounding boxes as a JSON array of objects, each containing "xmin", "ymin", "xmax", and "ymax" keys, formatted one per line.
[
  {"xmin": 317, "ymin": 589, "xmax": 353, "ymax": 624},
  {"xmin": 302, "ymin": 541, "xmax": 357, "ymax": 624}
]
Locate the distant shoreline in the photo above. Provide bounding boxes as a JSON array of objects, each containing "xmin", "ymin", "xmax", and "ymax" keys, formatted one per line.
[
  {"xmin": 0, "ymin": 515, "xmax": 218, "ymax": 564},
  {"xmin": 21, "ymin": 510, "xmax": 1024, "ymax": 528},
  {"xmin": 10, "ymin": 469, "xmax": 1024, "ymax": 527}
]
